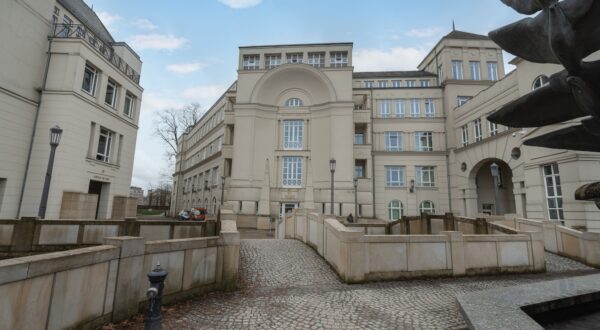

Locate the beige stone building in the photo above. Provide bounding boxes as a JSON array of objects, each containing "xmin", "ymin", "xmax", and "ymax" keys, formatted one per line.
[
  {"xmin": 0, "ymin": 0, "xmax": 142, "ymax": 219},
  {"xmin": 171, "ymin": 30, "xmax": 600, "ymax": 231}
]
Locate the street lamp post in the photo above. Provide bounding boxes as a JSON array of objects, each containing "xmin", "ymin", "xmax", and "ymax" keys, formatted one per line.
[
  {"xmin": 220, "ymin": 176, "xmax": 225, "ymax": 205},
  {"xmin": 353, "ymin": 177, "xmax": 358, "ymax": 220},
  {"xmin": 490, "ymin": 163, "xmax": 502, "ymax": 215},
  {"xmin": 38, "ymin": 125, "xmax": 63, "ymax": 219},
  {"xmin": 329, "ymin": 158, "xmax": 336, "ymax": 214}
]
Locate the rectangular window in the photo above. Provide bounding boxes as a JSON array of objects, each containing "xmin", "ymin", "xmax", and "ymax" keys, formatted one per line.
[
  {"xmin": 416, "ymin": 166, "xmax": 435, "ymax": 187},
  {"xmin": 287, "ymin": 53, "xmax": 303, "ymax": 64},
  {"xmin": 282, "ymin": 157, "xmax": 303, "ymax": 187},
  {"xmin": 415, "ymin": 132, "xmax": 433, "ymax": 151},
  {"xmin": 380, "ymin": 99, "xmax": 391, "ymax": 118},
  {"xmin": 265, "ymin": 54, "xmax": 281, "ymax": 69},
  {"xmin": 452, "ymin": 60, "xmax": 464, "ymax": 80},
  {"xmin": 307, "ymin": 52, "xmax": 325, "ymax": 68},
  {"xmin": 392, "ymin": 80, "xmax": 402, "ymax": 88},
  {"xmin": 543, "ymin": 164, "xmax": 564, "ymax": 222},
  {"xmin": 124, "ymin": 93, "xmax": 134, "ymax": 118},
  {"xmin": 424, "ymin": 99, "xmax": 435, "ymax": 117},
  {"xmin": 474, "ymin": 119, "xmax": 483, "ymax": 142},
  {"xmin": 283, "ymin": 120, "xmax": 304, "ymax": 150},
  {"xmin": 420, "ymin": 80, "xmax": 430, "ymax": 87},
  {"xmin": 330, "ymin": 51, "xmax": 348, "ymax": 67},
  {"xmin": 82, "ymin": 64, "xmax": 98, "ymax": 95},
  {"xmin": 243, "ymin": 55, "xmax": 260, "ymax": 70},
  {"xmin": 394, "ymin": 99, "xmax": 405, "ymax": 117},
  {"xmin": 385, "ymin": 166, "xmax": 405, "ymax": 187},
  {"xmin": 96, "ymin": 127, "xmax": 113, "ymax": 162},
  {"xmin": 469, "ymin": 61, "xmax": 481, "ymax": 80},
  {"xmin": 378, "ymin": 80, "xmax": 387, "ymax": 88},
  {"xmin": 355, "ymin": 160, "xmax": 366, "ymax": 178},
  {"xmin": 410, "ymin": 99, "xmax": 420, "ymax": 117},
  {"xmin": 461, "ymin": 125, "xmax": 469, "ymax": 146},
  {"xmin": 487, "ymin": 62, "xmax": 498, "ymax": 81},
  {"xmin": 489, "ymin": 120, "xmax": 499, "ymax": 136},
  {"xmin": 354, "ymin": 133, "xmax": 364, "ymax": 145},
  {"xmin": 457, "ymin": 96, "xmax": 471, "ymax": 107},
  {"xmin": 406, "ymin": 80, "xmax": 416, "ymax": 87},
  {"xmin": 384, "ymin": 132, "xmax": 403, "ymax": 151},
  {"xmin": 364, "ymin": 81, "xmax": 373, "ymax": 88},
  {"xmin": 105, "ymin": 79, "xmax": 117, "ymax": 107}
]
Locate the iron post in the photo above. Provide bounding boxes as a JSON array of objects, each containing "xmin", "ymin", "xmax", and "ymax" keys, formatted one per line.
[
  {"xmin": 38, "ymin": 125, "xmax": 62, "ymax": 219},
  {"xmin": 329, "ymin": 158, "xmax": 336, "ymax": 214},
  {"xmin": 145, "ymin": 262, "xmax": 168, "ymax": 330}
]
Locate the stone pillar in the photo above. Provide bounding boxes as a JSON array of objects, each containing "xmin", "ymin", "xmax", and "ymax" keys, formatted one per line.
[
  {"xmin": 442, "ymin": 231, "xmax": 465, "ymax": 276},
  {"xmin": 217, "ymin": 230, "xmax": 240, "ymax": 288},
  {"xmin": 444, "ymin": 213, "xmax": 455, "ymax": 231},
  {"xmin": 526, "ymin": 231, "xmax": 546, "ymax": 272},
  {"xmin": 104, "ymin": 236, "xmax": 146, "ymax": 322},
  {"xmin": 583, "ymin": 232, "xmax": 600, "ymax": 268},
  {"xmin": 11, "ymin": 218, "xmax": 36, "ymax": 252},
  {"xmin": 475, "ymin": 218, "xmax": 488, "ymax": 234}
]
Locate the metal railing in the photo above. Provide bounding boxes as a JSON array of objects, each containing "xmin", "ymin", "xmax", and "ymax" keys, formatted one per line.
[{"xmin": 51, "ymin": 24, "xmax": 140, "ymax": 84}]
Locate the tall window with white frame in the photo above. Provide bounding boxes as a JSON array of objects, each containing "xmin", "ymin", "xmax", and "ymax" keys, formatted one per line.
[
  {"xmin": 388, "ymin": 200, "xmax": 403, "ymax": 221},
  {"xmin": 487, "ymin": 62, "xmax": 498, "ymax": 81},
  {"xmin": 380, "ymin": 99, "xmax": 391, "ymax": 118},
  {"xmin": 419, "ymin": 201, "xmax": 436, "ymax": 214},
  {"xmin": 82, "ymin": 64, "xmax": 98, "ymax": 95},
  {"xmin": 265, "ymin": 54, "xmax": 281, "ymax": 69},
  {"xmin": 124, "ymin": 92, "xmax": 135, "ymax": 118},
  {"xmin": 394, "ymin": 99, "xmax": 405, "ymax": 117},
  {"xmin": 424, "ymin": 99, "xmax": 435, "ymax": 117},
  {"xmin": 330, "ymin": 51, "xmax": 348, "ymax": 67},
  {"xmin": 384, "ymin": 132, "xmax": 403, "ymax": 151},
  {"xmin": 452, "ymin": 60, "xmax": 464, "ymax": 80},
  {"xmin": 283, "ymin": 120, "xmax": 304, "ymax": 150},
  {"xmin": 410, "ymin": 99, "xmax": 420, "ymax": 117},
  {"xmin": 488, "ymin": 120, "xmax": 499, "ymax": 136},
  {"xmin": 416, "ymin": 166, "xmax": 435, "ymax": 187},
  {"xmin": 96, "ymin": 127, "xmax": 113, "ymax": 163},
  {"xmin": 105, "ymin": 79, "xmax": 117, "ymax": 107},
  {"xmin": 473, "ymin": 118, "xmax": 483, "ymax": 142},
  {"xmin": 469, "ymin": 61, "xmax": 481, "ymax": 80},
  {"xmin": 307, "ymin": 52, "xmax": 325, "ymax": 68},
  {"xmin": 461, "ymin": 125, "xmax": 469, "ymax": 146},
  {"xmin": 243, "ymin": 54, "xmax": 260, "ymax": 70},
  {"xmin": 282, "ymin": 157, "xmax": 303, "ymax": 187},
  {"xmin": 415, "ymin": 132, "xmax": 433, "ymax": 152},
  {"xmin": 543, "ymin": 164, "xmax": 564, "ymax": 223},
  {"xmin": 385, "ymin": 166, "xmax": 405, "ymax": 187}
]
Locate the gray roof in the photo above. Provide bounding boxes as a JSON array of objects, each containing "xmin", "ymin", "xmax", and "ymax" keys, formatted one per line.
[
  {"xmin": 443, "ymin": 30, "xmax": 490, "ymax": 41},
  {"xmin": 240, "ymin": 42, "xmax": 353, "ymax": 49},
  {"xmin": 57, "ymin": 0, "xmax": 114, "ymax": 44},
  {"xmin": 353, "ymin": 71, "xmax": 436, "ymax": 79}
]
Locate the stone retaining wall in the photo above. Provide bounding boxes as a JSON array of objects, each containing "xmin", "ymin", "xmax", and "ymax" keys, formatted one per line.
[
  {"xmin": 0, "ymin": 221, "xmax": 239, "ymax": 329},
  {"xmin": 283, "ymin": 209, "xmax": 545, "ymax": 283}
]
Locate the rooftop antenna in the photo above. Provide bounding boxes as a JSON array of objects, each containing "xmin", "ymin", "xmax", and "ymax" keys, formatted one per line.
[{"xmin": 452, "ymin": 20, "xmax": 456, "ymax": 31}]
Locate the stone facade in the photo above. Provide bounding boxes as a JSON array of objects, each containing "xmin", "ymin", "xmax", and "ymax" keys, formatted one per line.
[
  {"xmin": 0, "ymin": 0, "xmax": 142, "ymax": 220},
  {"xmin": 170, "ymin": 30, "xmax": 600, "ymax": 231}
]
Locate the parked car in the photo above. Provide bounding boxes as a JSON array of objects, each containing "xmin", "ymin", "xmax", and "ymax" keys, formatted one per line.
[
  {"xmin": 178, "ymin": 209, "xmax": 190, "ymax": 221},
  {"xmin": 190, "ymin": 207, "xmax": 207, "ymax": 221}
]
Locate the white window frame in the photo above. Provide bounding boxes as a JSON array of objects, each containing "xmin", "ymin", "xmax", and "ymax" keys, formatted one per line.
[
  {"xmin": 285, "ymin": 98, "xmax": 303, "ymax": 107},
  {"xmin": 543, "ymin": 164, "xmax": 564, "ymax": 223},
  {"xmin": 385, "ymin": 166, "xmax": 405, "ymax": 187},
  {"xmin": 424, "ymin": 99, "xmax": 435, "ymax": 117},
  {"xmin": 354, "ymin": 133, "xmax": 364, "ymax": 145},
  {"xmin": 330, "ymin": 51, "xmax": 348, "ymax": 67},
  {"xmin": 355, "ymin": 163, "xmax": 365, "ymax": 178},
  {"xmin": 488, "ymin": 120, "xmax": 499, "ymax": 136},
  {"xmin": 420, "ymin": 80, "xmax": 430, "ymax": 87},
  {"xmin": 394, "ymin": 99, "xmax": 406, "ymax": 117},
  {"xmin": 457, "ymin": 96, "xmax": 471, "ymax": 107},
  {"xmin": 384, "ymin": 132, "xmax": 403, "ymax": 151},
  {"xmin": 378, "ymin": 80, "xmax": 387, "ymax": 88},
  {"xmin": 307, "ymin": 52, "xmax": 325, "ymax": 68},
  {"xmin": 287, "ymin": 53, "xmax": 303, "ymax": 64},
  {"xmin": 364, "ymin": 81, "xmax": 374, "ymax": 88},
  {"xmin": 265, "ymin": 54, "xmax": 281, "ymax": 69},
  {"xmin": 380, "ymin": 99, "xmax": 391, "ymax": 118},
  {"xmin": 469, "ymin": 61, "xmax": 481, "ymax": 80},
  {"xmin": 452, "ymin": 60, "xmax": 464, "ymax": 80},
  {"xmin": 283, "ymin": 120, "xmax": 304, "ymax": 150},
  {"xmin": 388, "ymin": 200, "xmax": 403, "ymax": 220},
  {"xmin": 461, "ymin": 125, "xmax": 469, "ymax": 146},
  {"xmin": 105, "ymin": 79, "xmax": 118, "ymax": 107},
  {"xmin": 415, "ymin": 132, "xmax": 433, "ymax": 152},
  {"xmin": 392, "ymin": 80, "xmax": 402, "ymax": 88},
  {"xmin": 243, "ymin": 55, "xmax": 260, "ymax": 70},
  {"xmin": 532, "ymin": 75, "xmax": 550, "ymax": 91},
  {"xmin": 282, "ymin": 157, "xmax": 303, "ymax": 187},
  {"xmin": 416, "ymin": 166, "xmax": 436, "ymax": 187},
  {"xmin": 124, "ymin": 93, "xmax": 134, "ymax": 118},
  {"xmin": 82, "ymin": 64, "xmax": 98, "ymax": 95},
  {"xmin": 96, "ymin": 127, "xmax": 113, "ymax": 163},
  {"xmin": 406, "ymin": 80, "xmax": 416, "ymax": 87},
  {"xmin": 474, "ymin": 119, "xmax": 483, "ymax": 142},
  {"xmin": 487, "ymin": 62, "xmax": 498, "ymax": 81},
  {"xmin": 419, "ymin": 201, "xmax": 436, "ymax": 214},
  {"xmin": 410, "ymin": 99, "xmax": 420, "ymax": 117}
]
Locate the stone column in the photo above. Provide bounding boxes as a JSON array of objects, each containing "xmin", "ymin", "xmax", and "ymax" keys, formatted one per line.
[
  {"xmin": 441, "ymin": 231, "xmax": 465, "ymax": 276},
  {"xmin": 583, "ymin": 232, "xmax": 600, "ymax": 267},
  {"xmin": 217, "ymin": 229, "xmax": 240, "ymax": 288}
]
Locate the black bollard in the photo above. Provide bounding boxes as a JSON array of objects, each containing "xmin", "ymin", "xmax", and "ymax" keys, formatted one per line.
[{"xmin": 144, "ymin": 262, "xmax": 168, "ymax": 330}]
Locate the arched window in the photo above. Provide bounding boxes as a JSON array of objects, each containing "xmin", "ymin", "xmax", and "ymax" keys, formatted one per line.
[
  {"xmin": 532, "ymin": 75, "xmax": 549, "ymax": 91},
  {"xmin": 419, "ymin": 201, "xmax": 436, "ymax": 214},
  {"xmin": 388, "ymin": 200, "xmax": 403, "ymax": 221},
  {"xmin": 204, "ymin": 198, "xmax": 208, "ymax": 209},
  {"xmin": 285, "ymin": 98, "xmax": 303, "ymax": 107}
]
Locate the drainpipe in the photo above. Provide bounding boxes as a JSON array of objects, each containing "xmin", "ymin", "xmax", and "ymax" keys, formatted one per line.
[
  {"xmin": 435, "ymin": 47, "xmax": 453, "ymax": 213},
  {"xmin": 369, "ymin": 88, "xmax": 376, "ymax": 218},
  {"xmin": 17, "ymin": 36, "xmax": 54, "ymax": 219}
]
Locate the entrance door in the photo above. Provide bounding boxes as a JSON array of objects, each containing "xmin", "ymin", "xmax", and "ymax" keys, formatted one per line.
[
  {"xmin": 88, "ymin": 180, "xmax": 103, "ymax": 219},
  {"xmin": 280, "ymin": 203, "xmax": 298, "ymax": 220}
]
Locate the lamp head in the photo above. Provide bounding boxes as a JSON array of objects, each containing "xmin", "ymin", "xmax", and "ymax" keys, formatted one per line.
[
  {"xmin": 329, "ymin": 158, "xmax": 336, "ymax": 172},
  {"xmin": 490, "ymin": 163, "xmax": 500, "ymax": 177},
  {"xmin": 353, "ymin": 177, "xmax": 358, "ymax": 187},
  {"xmin": 50, "ymin": 125, "xmax": 63, "ymax": 146}
]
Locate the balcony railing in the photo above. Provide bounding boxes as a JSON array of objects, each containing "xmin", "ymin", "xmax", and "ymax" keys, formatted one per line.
[{"xmin": 51, "ymin": 24, "xmax": 140, "ymax": 84}]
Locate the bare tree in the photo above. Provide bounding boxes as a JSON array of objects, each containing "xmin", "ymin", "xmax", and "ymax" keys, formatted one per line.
[{"xmin": 154, "ymin": 103, "xmax": 203, "ymax": 162}]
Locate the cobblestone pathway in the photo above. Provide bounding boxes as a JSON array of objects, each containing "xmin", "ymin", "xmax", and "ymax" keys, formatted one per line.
[{"xmin": 121, "ymin": 239, "xmax": 598, "ymax": 330}]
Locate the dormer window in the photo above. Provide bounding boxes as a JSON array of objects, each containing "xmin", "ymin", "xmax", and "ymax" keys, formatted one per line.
[
  {"xmin": 243, "ymin": 55, "xmax": 260, "ymax": 70},
  {"xmin": 286, "ymin": 98, "xmax": 303, "ymax": 107},
  {"xmin": 330, "ymin": 51, "xmax": 348, "ymax": 68}
]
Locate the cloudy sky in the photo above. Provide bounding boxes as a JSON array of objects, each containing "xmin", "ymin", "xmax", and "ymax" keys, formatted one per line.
[{"xmin": 84, "ymin": 0, "xmax": 522, "ymax": 190}]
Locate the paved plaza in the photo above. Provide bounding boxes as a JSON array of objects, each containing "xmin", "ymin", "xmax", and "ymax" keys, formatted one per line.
[{"xmin": 118, "ymin": 238, "xmax": 598, "ymax": 330}]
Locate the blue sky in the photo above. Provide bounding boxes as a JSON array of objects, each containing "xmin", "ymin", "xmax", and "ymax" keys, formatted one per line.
[{"xmin": 84, "ymin": 0, "xmax": 522, "ymax": 190}]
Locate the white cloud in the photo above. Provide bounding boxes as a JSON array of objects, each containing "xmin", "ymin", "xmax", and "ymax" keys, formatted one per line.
[
  {"xmin": 141, "ymin": 93, "xmax": 185, "ymax": 114},
  {"xmin": 132, "ymin": 18, "xmax": 158, "ymax": 31},
  {"xmin": 182, "ymin": 85, "xmax": 226, "ymax": 105},
  {"xmin": 218, "ymin": 0, "xmax": 262, "ymax": 9},
  {"xmin": 166, "ymin": 62, "xmax": 206, "ymax": 74},
  {"xmin": 353, "ymin": 47, "xmax": 428, "ymax": 72},
  {"xmin": 129, "ymin": 34, "xmax": 188, "ymax": 51},
  {"xmin": 97, "ymin": 11, "xmax": 122, "ymax": 30},
  {"xmin": 406, "ymin": 27, "xmax": 443, "ymax": 38}
]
